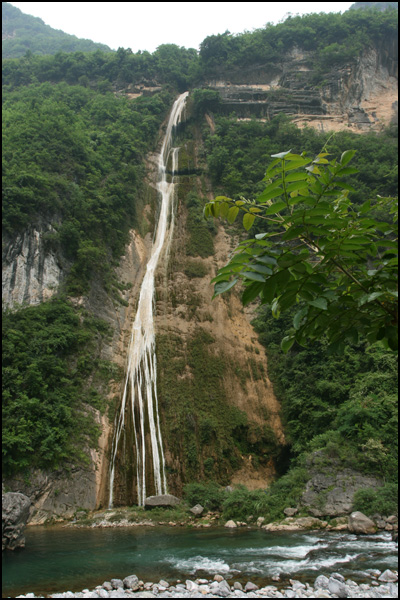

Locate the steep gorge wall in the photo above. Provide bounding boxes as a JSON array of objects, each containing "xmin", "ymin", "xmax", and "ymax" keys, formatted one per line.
[
  {"xmin": 102, "ymin": 122, "xmax": 286, "ymax": 507},
  {"xmin": 2, "ymin": 194, "xmax": 157, "ymax": 521},
  {"xmin": 155, "ymin": 177, "xmax": 285, "ymax": 496},
  {"xmin": 2, "ymin": 109, "xmax": 286, "ymax": 519}
]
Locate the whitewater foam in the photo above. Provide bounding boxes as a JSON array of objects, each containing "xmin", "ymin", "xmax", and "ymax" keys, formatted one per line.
[{"xmin": 166, "ymin": 555, "xmax": 231, "ymax": 574}]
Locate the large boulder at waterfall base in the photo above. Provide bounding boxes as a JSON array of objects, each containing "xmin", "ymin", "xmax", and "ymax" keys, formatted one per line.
[
  {"xmin": 190, "ymin": 504, "xmax": 204, "ymax": 516},
  {"xmin": 2, "ymin": 491, "xmax": 31, "ymax": 550},
  {"xmin": 144, "ymin": 494, "xmax": 181, "ymax": 508},
  {"xmin": 348, "ymin": 511, "xmax": 377, "ymax": 534}
]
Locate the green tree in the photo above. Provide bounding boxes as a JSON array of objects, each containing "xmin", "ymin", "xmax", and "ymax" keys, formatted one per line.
[{"xmin": 205, "ymin": 149, "xmax": 398, "ymax": 353}]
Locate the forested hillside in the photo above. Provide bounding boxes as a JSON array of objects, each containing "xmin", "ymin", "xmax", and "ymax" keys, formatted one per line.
[
  {"xmin": 2, "ymin": 3, "xmax": 112, "ymax": 57},
  {"xmin": 2, "ymin": 4, "xmax": 398, "ymax": 521}
]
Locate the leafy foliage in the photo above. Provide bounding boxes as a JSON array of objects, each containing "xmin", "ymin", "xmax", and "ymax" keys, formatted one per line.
[
  {"xmin": 182, "ymin": 468, "xmax": 309, "ymax": 522},
  {"xmin": 2, "ymin": 82, "xmax": 173, "ymax": 294},
  {"xmin": 2, "ymin": 298, "xmax": 116, "ymax": 476},
  {"xmin": 205, "ymin": 150, "xmax": 398, "ymax": 353},
  {"xmin": 183, "ymin": 482, "xmax": 226, "ymax": 511},
  {"xmin": 199, "ymin": 8, "xmax": 398, "ymax": 78},
  {"xmin": 352, "ymin": 483, "xmax": 398, "ymax": 516},
  {"xmin": 201, "ymin": 115, "xmax": 398, "ymax": 205}
]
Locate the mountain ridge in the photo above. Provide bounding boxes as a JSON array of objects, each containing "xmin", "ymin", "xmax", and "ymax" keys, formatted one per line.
[{"xmin": 2, "ymin": 2, "xmax": 112, "ymax": 58}]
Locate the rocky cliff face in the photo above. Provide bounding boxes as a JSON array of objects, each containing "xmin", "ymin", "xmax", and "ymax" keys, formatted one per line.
[
  {"xmin": 2, "ymin": 221, "xmax": 64, "ymax": 309},
  {"xmin": 298, "ymin": 452, "xmax": 384, "ymax": 518},
  {"xmin": 2, "ymin": 211, "xmax": 155, "ymax": 522},
  {"xmin": 206, "ymin": 36, "xmax": 398, "ymax": 133}
]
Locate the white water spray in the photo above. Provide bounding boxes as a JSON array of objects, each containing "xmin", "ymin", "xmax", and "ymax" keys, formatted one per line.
[{"xmin": 109, "ymin": 91, "xmax": 189, "ymax": 507}]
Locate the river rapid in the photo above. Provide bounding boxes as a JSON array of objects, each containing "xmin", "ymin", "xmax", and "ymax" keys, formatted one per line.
[{"xmin": 2, "ymin": 525, "xmax": 398, "ymax": 598}]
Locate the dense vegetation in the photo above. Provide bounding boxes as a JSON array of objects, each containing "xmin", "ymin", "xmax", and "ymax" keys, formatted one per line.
[
  {"xmin": 2, "ymin": 297, "xmax": 119, "ymax": 476},
  {"xmin": 2, "ymin": 69, "xmax": 174, "ymax": 478},
  {"xmin": 206, "ymin": 150, "xmax": 398, "ymax": 352},
  {"xmin": 193, "ymin": 117, "xmax": 397, "ymax": 515},
  {"xmin": 199, "ymin": 7, "xmax": 397, "ymax": 79},
  {"xmin": 2, "ymin": 3, "xmax": 112, "ymax": 58},
  {"xmin": 198, "ymin": 112, "xmax": 398, "ymax": 204},
  {"xmin": 3, "ymin": 81, "xmax": 173, "ymax": 295},
  {"xmin": 3, "ymin": 6, "xmax": 397, "ymax": 90}
]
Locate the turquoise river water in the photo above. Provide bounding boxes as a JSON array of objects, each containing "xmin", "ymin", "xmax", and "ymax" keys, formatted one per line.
[{"xmin": 2, "ymin": 526, "xmax": 398, "ymax": 598}]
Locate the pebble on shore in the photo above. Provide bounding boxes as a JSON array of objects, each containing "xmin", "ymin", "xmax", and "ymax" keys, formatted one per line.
[{"xmin": 13, "ymin": 569, "xmax": 398, "ymax": 599}]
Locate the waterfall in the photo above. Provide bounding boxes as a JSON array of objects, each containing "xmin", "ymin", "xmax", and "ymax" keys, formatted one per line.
[{"xmin": 109, "ymin": 91, "xmax": 189, "ymax": 508}]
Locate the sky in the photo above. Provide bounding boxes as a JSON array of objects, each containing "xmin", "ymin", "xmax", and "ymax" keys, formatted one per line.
[{"xmin": 9, "ymin": 2, "xmax": 355, "ymax": 54}]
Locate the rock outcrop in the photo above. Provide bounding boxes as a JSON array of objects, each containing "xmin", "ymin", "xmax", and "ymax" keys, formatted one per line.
[
  {"xmin": 4, "ymin": 467, "xmax": 97, "ymax": 525},
  {"xmin": 206, "ymin": 36, "xmax": 398, "ymax": 133},
  {"xmin": 298, "ymin": 452, "xmax": 383, "ymax": 517},
  {"xmin": 2, "ymin": 222, "xmax": 64, "ymax": 309},
  {"xmin": 2, "ymin": 490, "xmax": 31, "ymax": 550}
]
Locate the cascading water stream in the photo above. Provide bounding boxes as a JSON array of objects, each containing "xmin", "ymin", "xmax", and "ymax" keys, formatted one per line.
[{"xmin": 109, "ymin": 91, "xmax": 189, "ymax": 508}]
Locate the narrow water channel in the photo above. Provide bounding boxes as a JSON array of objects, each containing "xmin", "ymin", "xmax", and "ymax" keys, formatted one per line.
[{"xmin": 2, "ymin": 526, "xmax": 397, "ymax": 598}]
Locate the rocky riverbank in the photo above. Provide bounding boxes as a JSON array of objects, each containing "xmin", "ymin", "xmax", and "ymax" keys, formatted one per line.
[
  {"xmin": 12, "ymin": 569, "xmax": 399, "ymax": 599},
  {"xmin": 64, "ymin": 505, "xmax": 398, "ymax": 538}
]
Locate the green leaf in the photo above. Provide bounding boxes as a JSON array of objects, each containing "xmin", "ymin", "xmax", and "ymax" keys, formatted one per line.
[
  {"xmin": 340, "ymin": 150, "xmax": 356, "ymax": 166},
  {"xmin": 210, "ymin": 273, "xmax": 232, "ymax": 284},
  {"xmin": 243, "ymin": 271, "xmax": 266, "ymax": 283},
  {"xmin": 271, "ymin": 297, "xmax": 280, "ymax": 318},
  {"xmin": 366, "ymin": 291, "xmax": 385, "ymax": 304},
  {"xmin": 242, "ymin": 282, "xmax": 264, "ymax": 306},
  {"xmin": 285, "ymin": 181, "xmax": 309, "ymax": 194},
  {"xmin": 293, "ymin": 307, "xmax": 308, "ymax": 330},
  {"xmin": 279, "ymin": 292, "xmax": 298, "ymax": 311},
  {"xmin": 281, "ymin": 335, "xmax": 295, "ymax": 353},
  {"xmin": 265, "ymin": 158, "xmax": 282, "ymax": 177},
  {"xmin": 215, "ymin": 196, "xmax": 232, "ymax": 202},
  {"xmin": 243, "ymin": 212, "xmax": 255, "ymax": 231},
  {"xmin": 284, "ymin": 159, "xmax": 312, "ymax": 172},
  {"xmin": 326, "ymin": 340, "xmax": 346, "ymax": 355},
  {"xmin": 227, "ymin": 206, "xmax": 239, "ymax": 224},
  {"xmin": 246, "ymin": 263, "xmax": 273, "ymax": 275},
  {"xmin": 213, "ymin": 278, "xmax": 238, "ymax": 297},
  {"xmin": 284, "ymin": 153, "xmax": 308, "ymax": 161},
  {"xmin": 257, "ymin": 186, "xmax": 284, "ymax": 203},
  {"xmin": 264, "ymin": 201, "xmax": 287, "ymax": 215},
  {"xmin": 255, "ymin": 254, "xmax": 277, "ymax": 266},
  {"xmin": 308, "ymin": 297, "xmax": 328, "ymax": 310},
  {"xmin": 229, "ymin": 252, "xmax": 253, "ymax": 264},
  {"xmin": 219, "ymin": 201, "xmax": 230, "ymax": 218},
  {"xmin": 261, "ymin": 279, "xmax": 278, "ymax": 304},
  {"xmin": 284, "ymin": 172, "xmax": 309, "ymax": 183},
  {"xmin": 336, "ymin": 167, "xmax": 359, "ymax": 176}
]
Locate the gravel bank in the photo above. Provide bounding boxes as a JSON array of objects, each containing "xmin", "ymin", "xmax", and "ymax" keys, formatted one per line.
[{"xmin": 13, "ymin": 569, "xmax": 398, "ymax": 598}]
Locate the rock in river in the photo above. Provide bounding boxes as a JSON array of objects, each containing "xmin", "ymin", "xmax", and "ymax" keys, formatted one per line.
[
  {"xmin": 2, "ymin": 491, "xmax": 31, "ymax": 551},
  {"xmin": 348, "ymin": 511, "xmax": 377, "ymax": 534}
]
